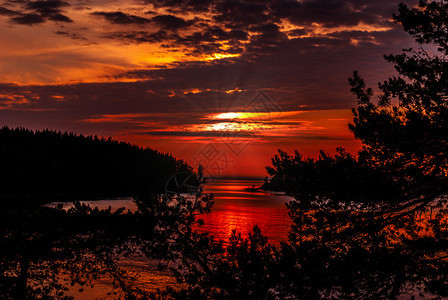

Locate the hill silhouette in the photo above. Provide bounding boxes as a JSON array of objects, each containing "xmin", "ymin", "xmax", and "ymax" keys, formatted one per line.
[{"xmin": 0, "ymin": 126, "xmax": 194, "ymax": 202}]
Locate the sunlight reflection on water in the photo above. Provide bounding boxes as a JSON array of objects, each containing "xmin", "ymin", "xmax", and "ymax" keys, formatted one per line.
[
  {"xmin": 49, "ymin": 179, "xmax": 292, "ymax": 244},
  {"xmin": 49, "ymin": 179, "xmax": 292, "ymax": 298},
  {"xmin": 199, "ymin": 179, "xmax": 292, "ymax": 244}
]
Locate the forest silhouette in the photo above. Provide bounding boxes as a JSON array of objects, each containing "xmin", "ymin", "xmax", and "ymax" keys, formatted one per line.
[
  {"xmin": 2, "ymin": 0, "xmax": 448, "ymax": 299},
  {"xmin": 0, "ymin": 126, "xmax": 194, "ymax": 201}
]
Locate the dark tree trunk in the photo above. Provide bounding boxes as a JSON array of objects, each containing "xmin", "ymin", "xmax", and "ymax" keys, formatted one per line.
[{"xmin": 16, "ymin": 256, "xmax": 29, "ymax": 300}]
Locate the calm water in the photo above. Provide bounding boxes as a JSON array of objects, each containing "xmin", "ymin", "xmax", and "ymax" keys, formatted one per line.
[
  {"xmin": 50, "ymin": 179, "xmax": 293, "ymax": 244},
  {"xmin": 50, "ymin": 179, "xmax": 293, "ymax": 298},
  {"xmin": 200, "ymin": 179, "xmax": 292, "ymax": 244}
]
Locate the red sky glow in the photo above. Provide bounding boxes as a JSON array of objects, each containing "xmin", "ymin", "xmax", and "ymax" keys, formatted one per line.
[{"xmin": 0, "ymin": 0, "xmax": 418, "ymax": 177}]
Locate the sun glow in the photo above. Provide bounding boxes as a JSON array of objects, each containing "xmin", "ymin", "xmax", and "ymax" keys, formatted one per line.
[
  {"xmin": 211, "ymin": 111, "xmax": 303, "ymax": 121},
  {"xmin": 209, "ymin": 122, "xmax": 237, "ymax": 131},
  {"xmin": 214, "ymin": 112, "xmax": 245, "ymax": 119}
]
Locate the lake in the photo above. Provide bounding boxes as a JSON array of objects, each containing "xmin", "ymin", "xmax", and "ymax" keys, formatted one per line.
[
  {"xmin": 200, "ymin": 179, "xmax": 292, "ymax": 244},
  {"xmin": 50, "ymin": 178, "xmax": 293, "ymax": 298},
  {"xmin": 50, "ymin": 179, "xmax": 293, "ymax": 244}
]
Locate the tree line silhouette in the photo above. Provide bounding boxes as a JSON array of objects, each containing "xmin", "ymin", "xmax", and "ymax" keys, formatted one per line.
[{"xmin": 0, "ymin": 126, "xmax": 194, "ymax": 201}]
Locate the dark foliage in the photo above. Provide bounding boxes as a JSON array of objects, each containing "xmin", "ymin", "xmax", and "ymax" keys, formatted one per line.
[
  {"xmin": 256, "ymin": 1, "xmax": 448, "ymax": 298},
  {"xmin": 0, "ymin": 202, "xmax": 147, "ymax": 299},
  {"xmin": 348, "ymin": 0, "xmax": 448, "ymax": 214},
  {"xmin": 265, "ymin": 148, "xmax": 402, "ymax": 210}
]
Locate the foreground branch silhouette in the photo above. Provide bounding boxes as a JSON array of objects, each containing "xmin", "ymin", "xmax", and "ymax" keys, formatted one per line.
[{"xmin": 150, "ymin": 1, "xmax": 448, "ymax": 298}]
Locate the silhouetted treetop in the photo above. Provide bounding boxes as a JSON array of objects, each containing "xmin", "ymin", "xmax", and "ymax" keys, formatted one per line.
[
  {"xmin": 264, "ymin": 148, "xmax": 401, "ymax": 210},
  {"xmin": 348, "ymin": 0, "xmax": 448, "ymax": 208},
  {"xmin": 260, "ymin": 4, "xmax": 448, "ymax": 297},
  {"xmin": 265, "ymin": 0, "xmax": 448, "ymax": 210}
]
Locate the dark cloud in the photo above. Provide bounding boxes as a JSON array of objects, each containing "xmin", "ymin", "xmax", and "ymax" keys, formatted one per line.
[
  {"xmin": 247, "ymin": 23, "xmax": 288, "ymax": 49},
  {"xmin": 106, "ymin": 28, "xmax": 412, "ymax": 112},
  {"xmin": 0, "ymin": 0, "xmax": 421, "ymax": 135},
  {"xmin": 92, "ymin": 11, "xmax": 195, "ymax": 34},
  {"xmin": 55, "ymin": 30, "xmax": 92, "ymax": 43},
  {"xmin": 48, "ymin": 12, "xmax": 71, "ymax": 21},
  {"xmin": 147, "ymin": 0, "xmax": 213, "ymax": 13},
  {"xmin": 92, "ymin": 11, "xmax": 151, "ymax": 24},
  {"xmin": 95, "ymin": 0, "xmax": 420, "ymax": 59},
  {"xmin": 287, "ymin": 28, "xmax": 311, "ymax": 38},
  {"xmin": 0, "ymin": 6, "xmax": 20, "ymax": 15},
  {"xmin": 0, "ymin": 0, "xmax": 72, "ymax": 25},
  {"xmin": 24, "ymin": 0, "xmax": 72, "ymax": 23},
  {"xmin": 143, "ymin": 0, "xmax": 416, "ymax": 30},
  {"xmin": 151, "ymin": 14, "xmax": 193, "ymax": 30},
  {"xmin": 0, "ymin": 23, "xmax": 412, "ymax": 152},
  {"xmin": 100, "ymin": 20, "xmax": 248, "ymax": 55},
  {"xmin": 271, "ymin": 0, "xmax": 373, "ymax": 27},
  {"xmin": 93, "ymin": 11, "xmax": 194, "ymax": 31},
  {"xmin": 26, "ymin": 0, "xmax": 70, "ymax": 13},
  {"xmin": 73, "ymin": 0, "xmax": 91, "ymax": 10},
  {"xmin": 0, "ymin": 27, "xmax": 407, "ymax": 116},
  {"xmin": 0, "ymin": 0, "xmax": 419, "ymax": 30},
  {"xmin": 212, "ymin": 0, "xmax": 271, "ymax": 30},
  {"xmin": 0, "ymin": 0, "xmax": 423, "ymax": 173},
  {"xmin": 173, "ymin": 25, "xmax": 248, "ymax": 55},
  {"xmin": 11, "ymin": 12, "xmax": 44, "ymax": 24}
]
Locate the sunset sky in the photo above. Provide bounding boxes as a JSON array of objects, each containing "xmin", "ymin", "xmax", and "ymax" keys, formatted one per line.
[{"xmin": 0, "ymin": 0, "xmax": 418, "ymax": 177}]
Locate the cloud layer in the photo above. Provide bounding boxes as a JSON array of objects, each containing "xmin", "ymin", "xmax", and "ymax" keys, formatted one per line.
[{"xmin": 0, "ymin": 0, "xmax": 419, "ymax": 176}]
